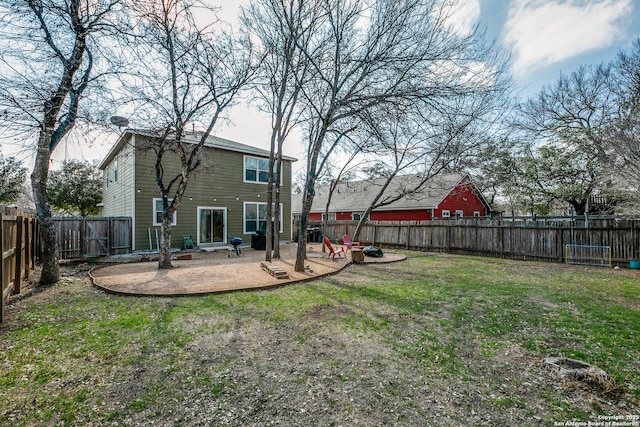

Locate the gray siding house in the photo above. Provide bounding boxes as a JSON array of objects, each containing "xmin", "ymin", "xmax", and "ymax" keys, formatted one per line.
[{"xmin": 99, "ymin": 130, "xmax": 296, "ymax": 251}]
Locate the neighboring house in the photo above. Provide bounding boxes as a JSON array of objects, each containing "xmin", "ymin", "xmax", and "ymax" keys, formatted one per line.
[
  {"xmin": 292, "ymin": 173, "xmax": 490, "ymax": 222},
  {"xmin": 99, "ymin": 130, "xmax": 296, "ymax": 251}
]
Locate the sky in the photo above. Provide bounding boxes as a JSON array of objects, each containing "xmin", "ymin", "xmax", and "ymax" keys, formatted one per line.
[
  {"xmin": 6, "ymin": 0, "xmax": 640, "ymax": 171},
  {"xmin": 186, "ymin": 0, "xmax": 640, "ymax": 167}
]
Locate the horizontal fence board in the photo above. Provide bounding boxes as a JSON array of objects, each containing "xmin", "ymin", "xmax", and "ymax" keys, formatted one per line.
[{"xmin": 300, "ymin": 217, "xmax": 640, "ymax": 265}]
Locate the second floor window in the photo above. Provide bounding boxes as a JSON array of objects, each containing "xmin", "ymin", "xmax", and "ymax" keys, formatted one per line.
[{"xmin": 244, "ymin": 156, "xmax": 270, "ymax": 184}]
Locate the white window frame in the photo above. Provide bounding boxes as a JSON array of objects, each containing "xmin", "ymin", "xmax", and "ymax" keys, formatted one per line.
[
  {"xmin": 322, "ymin": 213, "xmax": 336, "ymax": 221},
  {"xmin": 105, "ymin": 166, "xmax": 110, "ymax": 189},
  {"xmin": 441, "ymin": 210, "xmax": 450, "ymax": 218},
  {"xmin": 352, "ymin": 212, "xmax": 366, "ymax": 221},
  {"xmin": 243, "ymin": 155, "xmax": 280, "ymax": 185},
  {"xmin": 455, "ymin": 210, "xmax": 464, "ymax": 219},
  {"xmin": 113, "ymin": 158, "xmax": 118, "ymax": 183},
  {"xmin": 473, "ymin": 211, "xmax": 480, "ymax": 218},
  {"xmin": 153, "ymin": 198, "xmax": 177, "ymax": 226},
  {"xmin": 243, "ymin": 202, "xmax": 283, "ymax": 234}
]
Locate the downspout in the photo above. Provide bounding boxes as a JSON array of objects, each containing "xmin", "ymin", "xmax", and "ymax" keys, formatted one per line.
[{"xmin": 131, "ymin": 133, "xmax": 136, "ymax": 251}]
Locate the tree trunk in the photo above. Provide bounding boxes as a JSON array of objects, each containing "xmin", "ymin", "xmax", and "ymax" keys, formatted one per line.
[
  {"xmin": 158, "ymin": 216, "xmax": 173, "ymax": 269},
  {"xmin": 570, "ymin": 199, "xmax": 587, "ymax": 216},
  {"xmin": 265, "ymin": 186, "xmax": 273, "ymax": 262},
  {"xmin": 353, "ymin": 211, "xmax": 371, "ymax": 242},
  {"xmin": 295, "ymin": 187, "xmax": 316, "ymax": 271},
  {"xmin": 273, "ymin": 157, "xmax": 284, "ymax": 259},
  {"xmin": 295, "ymin": 201, "xmax": 309, "ymax": 272},
  {"xmin": 31, "ymin": 140, "xmax": 59, "ymax": 286}
]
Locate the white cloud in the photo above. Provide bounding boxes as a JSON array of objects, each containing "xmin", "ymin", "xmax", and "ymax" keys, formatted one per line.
[
  {"xmin": 504, "ymin": 0, "xmax": 632, "ymax": 76},
  {"xmin": 443, "ymin": 0, "xmax": 482, "ymax": 36}
]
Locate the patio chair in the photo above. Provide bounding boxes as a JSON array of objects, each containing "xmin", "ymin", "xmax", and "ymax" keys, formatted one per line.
[
  {"xmin": 323, "ymin": 236, "xmax": 345, "ymax": 258},
  {"xmin": 341, "ymin": 234, "xmax": 360, "ymax": 251}
]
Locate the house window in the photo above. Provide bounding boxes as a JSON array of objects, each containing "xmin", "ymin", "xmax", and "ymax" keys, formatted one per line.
[
  {"xmin": 113, "ymin": 158, "xmax": 118, "ymax": 183},
  {"xmin": 105, "ymin": 167, "xmax": 109, "ymax": 189},
  {"xmin": 473, "ymin": 211, "xmax": 480, "ymax": 218},
  {"xmin": 322, "ymin": 213, "xmax": 336, "ymax": 221},
  {"xmin": 244, "ymin": 202, "xmax": 283, "ymax": 234},
  {"xmin": 442, "ymin": 210, "xmax": 450, "ymax": 218},
  {"xmin": 153, "ymin": 198, "xmax": 177, "ymax": 226},
  {"xmin": 244, "ymin": 156, "xmax": 271, "ymax": 184},
  {"xmin": 455, "ymin": 210, "xmax": 463, "ymax": 219},
  {"xmin": 352, "ymin": 212, "xmax": 365, "ymax": 221}
]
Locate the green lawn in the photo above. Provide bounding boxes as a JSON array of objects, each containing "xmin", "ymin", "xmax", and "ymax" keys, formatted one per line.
[{"xmin": 1, "ymin": 253, "xmax": 638, "ymax": 426}]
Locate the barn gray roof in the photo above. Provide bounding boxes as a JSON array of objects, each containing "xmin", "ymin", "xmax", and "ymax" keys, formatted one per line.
[{"xmin": 292, "ymin": 173, "xmax": 470, "ymax": 213}]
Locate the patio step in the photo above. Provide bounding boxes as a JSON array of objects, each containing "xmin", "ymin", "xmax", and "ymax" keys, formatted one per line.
[{"xmin": 260, "ymin": 261, "xmax": 289, "ymax": 279}]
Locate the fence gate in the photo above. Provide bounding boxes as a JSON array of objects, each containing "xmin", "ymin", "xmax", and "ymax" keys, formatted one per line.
[
  {"xmin": 54, "ymin": 217, "xmax": 131, "ymax": 259},
  {"xmin": 84, "ymin": 219, "xmax": 110, "ymax": 257}
]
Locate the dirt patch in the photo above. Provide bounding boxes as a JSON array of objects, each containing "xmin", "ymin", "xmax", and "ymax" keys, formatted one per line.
[{"xmin": 89, "ymin": 243, "xmax": 405, "ymax": 296}]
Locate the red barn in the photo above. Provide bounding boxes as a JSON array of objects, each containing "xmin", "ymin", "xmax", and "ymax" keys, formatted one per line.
[{"xmin": 293, "ymin": 173, "xmax": 490, "ymax": 222}]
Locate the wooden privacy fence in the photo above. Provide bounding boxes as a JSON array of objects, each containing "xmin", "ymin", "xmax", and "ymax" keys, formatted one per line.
[
  {"xmin": 306, "ymin": 217, "xmax": 640, "ymax": 265},
  {"xmin": 1, "ymin": 206, "xmax": 38, "ymax": 323},
  {"xmin": 53, "ymin": 217, "xmax": 132, "ymax": 259}
]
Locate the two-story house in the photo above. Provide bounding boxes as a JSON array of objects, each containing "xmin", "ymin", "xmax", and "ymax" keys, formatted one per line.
[{"xmin": 98, "ymin": 129, "xmax": 297, "ymax": 251}]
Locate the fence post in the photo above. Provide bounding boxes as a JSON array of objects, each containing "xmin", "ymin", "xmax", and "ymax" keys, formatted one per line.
[
  {"xmin": 24, "ymin": 217, "xmax": 31, "ymax": 277},
  {"xmin": 373, "ymin": 224, "xmax": 378, "ymax": 246},
  {"xmin": 80, "ymin": 217, "xmax": 85, "ymax": 259},
  {"xmin": 14, "ymin": 216, "xmax": 23, "ymax": 294},
  {"xmin": 557, "ymin": 226, "xmax": 563, "ymax": 262}
]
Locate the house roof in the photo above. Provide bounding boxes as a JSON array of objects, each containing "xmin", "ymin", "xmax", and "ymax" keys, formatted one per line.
[
  {"xmin": 98, "ymin": 129, "xmax": 297, "ymax": 170},
  {"xmin": 292, "ymin": 173, "xmax": 487, "ymax": 213}
]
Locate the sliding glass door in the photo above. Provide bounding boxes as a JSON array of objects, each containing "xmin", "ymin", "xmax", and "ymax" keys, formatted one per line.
[{"xmin": 198, "ymin": 207, "xmax": 226, "ymax": 245}]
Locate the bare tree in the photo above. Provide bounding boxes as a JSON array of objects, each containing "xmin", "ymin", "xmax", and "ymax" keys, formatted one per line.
[
  {"xmin": 349, "ymin": 92, "xmax": 504, "ymax": 240},
  {"xmin": 0, "ymin": 0, "xmax": 122, "ymax": 285},
  {"xmin": 123, "ymin": 0, "xmax": 254, "ymax": 269},
  {"xmin": 293, "ymin": 0, "xmax": 509, "ymax": 271},
  {"xmin": 515, "ymin": 51, "xmax": 639, "ymax": 214},
  {"xmin": 241, "ymin": 0, "xmax": 317, "ymax": 261},
  {"xmin": 319, "ymin": 135, "xmax": 370, "ymax": 228},
  {"xmin": 608, "ymin": 39, "xmax": 640, "ymax": 193}
]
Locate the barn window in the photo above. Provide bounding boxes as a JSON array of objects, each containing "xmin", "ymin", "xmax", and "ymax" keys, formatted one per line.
[
  {"xmin": 455, "ymin": 210, "xmax": 463, "ymax": 219},
  {"xmin": 442, "ymin": 210, "xmax": 450, "ymax": 218},
  {"xmin": 322, "ymin": 213, "xmax": 336, "ymax": 221},
  {"xmin": 473, "ymin": 211, "xmax": 480, "ymax": 217}
]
